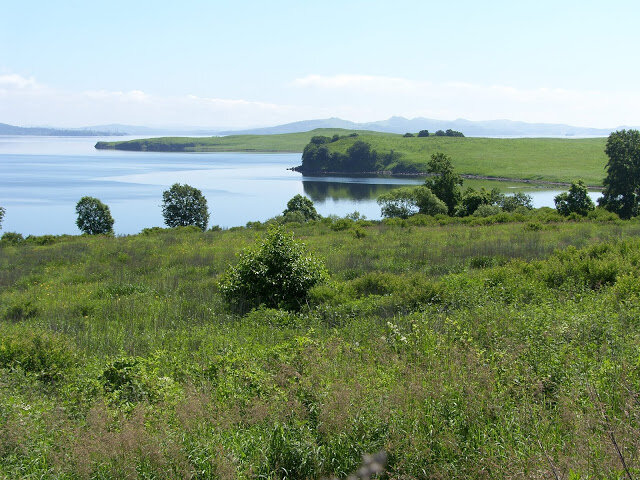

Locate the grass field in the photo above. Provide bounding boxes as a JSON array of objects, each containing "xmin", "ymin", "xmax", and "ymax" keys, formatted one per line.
[
  {"xmin": 2, "ymin": 210, "xmax": 640, "ymax": 478},
  {"xmin": 95, "ymin": 129, "xmax": 386, "ymax": 153},
  {"xmin": 97, "ymin": 129, "xmax": 609, "ymax": 186}
]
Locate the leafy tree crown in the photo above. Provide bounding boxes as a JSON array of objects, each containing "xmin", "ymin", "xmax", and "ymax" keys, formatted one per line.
[
  {"xmin": 75, "ymin": 197, "xmax": 114, "ymax": 235},
  {"xmin": 161, "ymin": 183, "xmax": 210, "ymax": 231}
]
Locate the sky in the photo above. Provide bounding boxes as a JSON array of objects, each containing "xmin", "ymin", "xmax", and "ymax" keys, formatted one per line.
[{"xmin": 2, "ymin": 0, "xmax": 640, "ymax": 129}]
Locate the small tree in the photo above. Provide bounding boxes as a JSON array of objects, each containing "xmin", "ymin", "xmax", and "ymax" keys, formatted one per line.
[
  {"xmin": 554, "ymin": 180, "xmax": 595, "ymax": 216},
  {"xmin": 414, "ymin": 186, "xmax": 448, "ymax": 215},
  {"xmin": 378, "ymin": 186, "xmax": 447, "ymax": 218},
  {"xmin": 218, "ymin": 225, "xmax": 327, "ymax": 311},
  {"xmin": 162, "ymin": 183, "xmax": 209, "ymax": 230},
  {"xmin": 424, "ymin": 152, "xmax": 462, "ymax": 215},
  {"xmin": 377, "ymin": 187, "xmax": 419, "ymax": 218},
  {"xmin": 75, "ymin": 197, "xmax": 114, "ymax": 235},
  {"xmin": 283, "ymin": 194, "xmax": 320, "ymax": 221},
  {"xmin": 599, "ymin": 129, "xmax": 640, "ymax": 218},
  {"xmin": 417, "ymin": 130, "xmax": 430, "ymax": 137},
  {"xmin": 498, "ymin": 192, "xmax": 533, "ymax": 212},
  {"xmin": 403, "ymin": 132, "xmax": 414, "ymax": 138}
]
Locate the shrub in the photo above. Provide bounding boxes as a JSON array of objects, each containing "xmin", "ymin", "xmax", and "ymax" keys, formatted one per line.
[
  {"xmin": 282, "ymin": 194, "xmax": 320, "ymax": 221},
  {"xmin": 1, "ymin": 231, "xmax": 24, "ymax": 246},
  {"xmin": 473, "ymin": 204, "xmax": 503, "ymax": 217},
  {"xmin": 219, "ymin": 225, "xmax": 328, "ymax": 311},
  {"xmin": 554, "ymin": 180, "xmax": 595, "ymax": 216},
  {"xmin": 0, "ymin": 327, "xmax": 75, "ymax": 383}
]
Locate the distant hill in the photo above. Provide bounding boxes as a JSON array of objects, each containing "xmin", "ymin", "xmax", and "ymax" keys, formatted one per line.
[
  {"xmin": 0, "ymin": 122, "xmax": 125, "ymax": 136},
  {"xmin": 221, "ymin": 116, "xmax": 618, "ymax": 137}
]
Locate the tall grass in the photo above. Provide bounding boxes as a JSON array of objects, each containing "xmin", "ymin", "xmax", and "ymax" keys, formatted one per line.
[{"xmin": 2, "ymin": 216, "xmax": 640, "ymax": 478}]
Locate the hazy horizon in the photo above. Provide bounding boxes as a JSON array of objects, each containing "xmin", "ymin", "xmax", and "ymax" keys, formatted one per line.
[{"xmin": 3, "ymin": 0, "xmax": 640, "ymax": 129}]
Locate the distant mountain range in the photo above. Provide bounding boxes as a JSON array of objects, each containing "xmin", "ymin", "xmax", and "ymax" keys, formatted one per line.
[
  {"xmin": 1, "ymin": 117, "xmax": 633, "ymax": 138},
  {"xmin": 0, "ymin": 123, "xmax": 126, "ymax": 136},
  {"xmin": 219, "ymin": 117, "xmax": 620, "ymax": 137}
]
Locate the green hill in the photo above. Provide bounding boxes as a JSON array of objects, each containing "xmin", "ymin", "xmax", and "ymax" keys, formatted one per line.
[
  {"xmin": 302, "ymin": 134, "xmax": 609, "ymax": 186},
  {"xmin": 97, "ymin": 129, "xmax": 609, "ymax": 186},
  {"xmin": 95, "ymin": 128, "xmax": 387, "ymax": 153}
]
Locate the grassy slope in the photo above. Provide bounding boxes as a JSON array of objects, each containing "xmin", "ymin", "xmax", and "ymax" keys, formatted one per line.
[
  {"xmin": 325, "ymin": 134, "xmax": 609, "ymax": 185},
  {"xmin": 98, "ymin": 129, "xmax": 609, "ymax": 185},
  {"xmin": 2, "ymin": 214, "xmax": 640, "ymax": 478},
  {"xmin": 95, "ymin": 128, "xmax": 387, "ymax": 153}
]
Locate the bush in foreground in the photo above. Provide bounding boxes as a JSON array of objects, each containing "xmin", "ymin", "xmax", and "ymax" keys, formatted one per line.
[{"xmin": 219, "ymin": 225, "xmax": 327, "ymax": 311}]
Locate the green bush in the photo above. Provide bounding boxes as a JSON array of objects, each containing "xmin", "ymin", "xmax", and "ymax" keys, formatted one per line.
[
  {"xmin": 219, "ymin": 225, "xmax": 328, "ymax": 311},
  {"xmin": 1, "ymin": 231, "xmax": 24, "ymax": 246},
  {"xmin": 0, "ymin": 327, "xmax": 75, "ymax": 383}
]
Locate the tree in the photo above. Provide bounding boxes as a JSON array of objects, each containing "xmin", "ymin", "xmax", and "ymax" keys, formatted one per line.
[
  {"xmin": 75, "ymin": 197, "xmax": 114, "ymax": 235},
  {"xmin": 283, "ymin": 194, "xmax": 320, "ymax": 221},
  {"xmin": 377, "ymin": 186, "xmax": 447, "ymax": 218},
  {"xmin": 161, "ymin": 183, "xmax": 210, "ymax": 230},
  {"xmin": 377, "ymin": 187, "xmax": 420, "ymax": 218},
  {"xmin": 498, "ymin": 192, "xmax": 533, "ymax": 212},
  {"xmin": 403, "ymin": 132, "xmax": 414, "ymax": 137},
  {"xmin": 413, "ymin": 186, "xmax": 448, "ymax": 215},
  {"xmin": 346, "ymin": 140, "xmax": 377, "ymax": 172},
  {"xmin": 218, "ymin": 225, "xmax": 327, "ymax": 311},
  {"xmin": 417, "ymin": 130, "xmax": 430, "ymax": 137},
  {"xmin": 424, "ymin": 152, "xmax": 462, "ymax": 215},
  {"xmin": 599, "ymin": 129, "xmax": 640, "ymax": 218},
  {"xmin": 554, "ymin": 180, "xmax": 595, "ymax": 216},
  {"xmin": 0, "ymin": 206, "xmax": 5, "ymax": 231},
  {"xmin": 456, "ymin": 187, "xmax": 501, "ymax": 216}
]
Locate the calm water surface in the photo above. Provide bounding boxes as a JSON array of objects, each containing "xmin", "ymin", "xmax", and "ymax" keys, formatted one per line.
[{"xmin": 0, "ymin": 136, "xmax": 600, "ymax": 235}]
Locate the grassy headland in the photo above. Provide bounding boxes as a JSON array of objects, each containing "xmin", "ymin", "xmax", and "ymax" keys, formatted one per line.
[
  {"xmin": 2, "ymin": 211, "xmax": 640, "ymax": 478},
  {"xmin": 95, "ymin": 129, "xmax": 386, "ymax": 153},
  {"xmin": 96, "ymin": 129, "xmax": 608, "ymax": 185}
]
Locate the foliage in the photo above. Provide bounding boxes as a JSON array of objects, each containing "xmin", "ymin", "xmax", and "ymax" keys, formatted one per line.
[
  {"xmin": 425, "ymin": 152, "xmax": 463, "ymax": 215},
  {"xmin": 417, "ymin": 130, "xmax": 430, "ymax": 137},
  {"xmin": 403, "ymin": 132, "xmax": 414, "ymax": 137},
  {"xmin": 0, "ymin": 231, "xmax": 24, "ymax": 246},
  {"xmin": 218, "ymin": 225, "xmax": 327, "ymax": 311},
  {"xmin": 161, "ymin": 183, "xmax": 210, "ymax": 230},
  {"xmin": 456, "ymin": 187, "xmax": 502, "ymax": 216},
  {"xmin": 282, "ymin": 194, "xmax": 320, "ymax": 221},
  {"xmin": 5, "ymin": 220, "xmax": 640, "ymax": 478},
  {"xmin": 377, "ymin": 187, "xmax": 419, "ymax": 218},
  {"xmin": 554, "ymin": 180, "xmax": 595, "ymax": 216},
  {"xmin": 75, "ymin": 196, "xmax": 114, "ymax": 235},
  {"xmin": 377, "ymin": 186, "xmax": 447, "ymax": 218},
  {"xmin": 498, "ymin": 191, "xmax": 533, "ymax": 211},
  {"xmin": 0, "ymin": 326, "xmax": 75, "ymax": 383},
  {"xmin": 599, "ymin": 129, "xmax": 640, "ymax": 218}
]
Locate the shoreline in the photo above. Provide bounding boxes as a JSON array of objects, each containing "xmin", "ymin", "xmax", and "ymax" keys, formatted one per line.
[{"xmin": 289, "ymin": 167, "xmax": 604, "ymax": 189}]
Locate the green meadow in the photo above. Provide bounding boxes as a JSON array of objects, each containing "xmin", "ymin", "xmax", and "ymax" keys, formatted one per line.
[
  {"xmin": 95, "ymin": 129, "xmax": 387, "ymax": 153},
  {"xmin": 97, "ymin": 130, "xmax": 609, "ymax": 185},
  {"xmin": 2, "ymin": 209, "xmax": 640, "ymax": 478}
]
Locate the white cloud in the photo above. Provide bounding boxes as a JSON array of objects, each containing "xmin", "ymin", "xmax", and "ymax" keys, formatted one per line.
[
  {"xmin": 0, "ymin": 74, "xmax": 304, "ymax": 128},
  {"xmin": 2, "ymin": 71, "xmax": 640, "ymax": 129}
]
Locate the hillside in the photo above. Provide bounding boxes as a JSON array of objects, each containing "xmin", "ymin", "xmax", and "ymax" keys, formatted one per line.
[
  {"xmin": 301, "ymin": 133, "xmax": 609, "ymax": 186},
  {"xmin": 2, "ymin": 215, "xmax": 640, "ymax": 478},
  {"xmin": 95, "ymin": 128, "xmax": 386, "ymax": 152}
]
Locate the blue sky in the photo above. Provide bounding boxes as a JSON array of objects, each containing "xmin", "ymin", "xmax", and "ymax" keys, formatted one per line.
[{"xmin": 2, "ymin": 0, "xmax": 639, "ymax": 128}]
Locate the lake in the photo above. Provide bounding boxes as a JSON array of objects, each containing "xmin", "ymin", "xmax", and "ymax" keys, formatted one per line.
[{"xmin": 0, "ymin": 136, "xmax": 601, "ymax": 236}]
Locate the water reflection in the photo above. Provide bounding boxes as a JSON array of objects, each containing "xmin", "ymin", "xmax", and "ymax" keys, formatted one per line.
[{"xmin": 303, "ymin": 180, "xmax": 420, "ymax": 202}]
